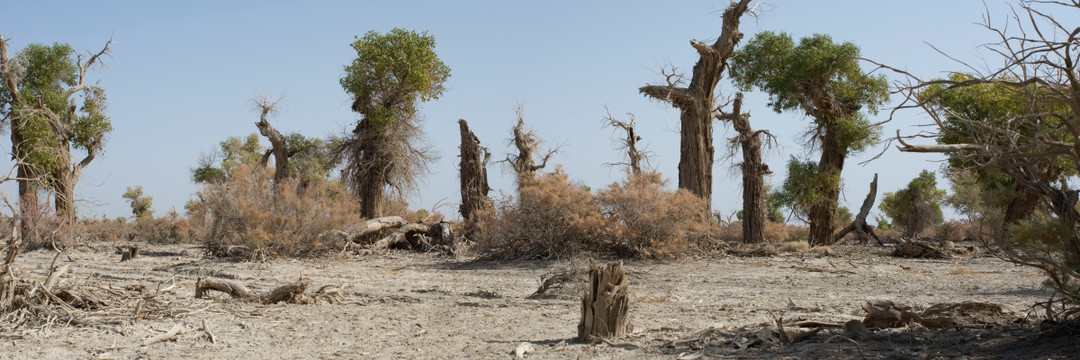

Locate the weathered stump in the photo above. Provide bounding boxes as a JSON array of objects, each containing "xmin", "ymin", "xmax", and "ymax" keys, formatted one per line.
[{"xmin": 578, "ymin": 260, "xmax": 630, "ymax": 342}]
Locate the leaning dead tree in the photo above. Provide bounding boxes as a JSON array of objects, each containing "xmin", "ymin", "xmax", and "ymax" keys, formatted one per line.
[
  {"xmin": 603, "ymin": 108, "xmax": 648, "ymax": 175},
  {"xmin": 880, "ymin": 1, "xmax": 1080, "ymax": 309},
  {"xmin": 505, "ymin": 107, "xmax": 556, "ymax": 187},
  {"xmin": 718, "ymin": 93, "xmax": 774, "ymax": 243},
  {"xmin": 578, "ymin": 260, "xmax": 630, "ymax": 342},
  {"xmin": 457, "ymin": 119, "xmax": 493, "ymax": 231},
  {"xmin": 638, "ymin": 0, "xmax": 752, "ymax": 214},
  {"xmin": 253, "ymin": 96, "xmax": 288, "ymax": 185},
  {"xmin": 833, "ymin": 174, "xmax": 881, "ymax": 244}
]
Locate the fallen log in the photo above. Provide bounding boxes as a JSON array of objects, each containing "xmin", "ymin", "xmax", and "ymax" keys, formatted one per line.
[
  {"xmin": 325, "ymin": 216, "xmax": 453, "ymax": 251},
  {"xmin": 195, "ymin": 278, "xmax": 256, "ymax": 300}
]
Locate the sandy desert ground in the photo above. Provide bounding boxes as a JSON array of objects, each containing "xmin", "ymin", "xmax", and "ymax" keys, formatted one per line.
[{"xmin": 0, "ymin": 241, "xmax": 1073, "ymax": 359}]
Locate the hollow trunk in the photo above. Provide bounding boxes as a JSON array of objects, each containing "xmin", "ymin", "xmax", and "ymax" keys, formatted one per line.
[
  {"xmin": 578, "ymin": 260, "xmax": 630, "ymax": 342},
  {"xmin": 457, "ymin": 119, "xmax": 492, "ymax": 222},
  {"xmin": 809, "ymin": 124, "xmax": 845, "ymax": 246},
  {"xmin": 728, "ymin": 94, "xmax": 768, "ymax": 243}
]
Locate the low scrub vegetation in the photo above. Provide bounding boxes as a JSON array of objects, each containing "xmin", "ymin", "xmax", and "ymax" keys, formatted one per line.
[{"xmin": 474, "ymin": 170, "xmax": 716, "ymax": 259}]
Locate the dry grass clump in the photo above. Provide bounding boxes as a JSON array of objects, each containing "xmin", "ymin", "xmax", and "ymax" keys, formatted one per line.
[
  {"xmin": 132, "ymin": 212, "xmax": 198, "ymax": 244},
  {"xmin": 198, "ymin": 165, "xmax": 364, "ymax": 259},
  {"xmin": 476, "ymin": 171, "xmax": 715, "ymax": 259},
  {"xmin": 476, "ymin": 169, "xmax": 606, "ymax": 259}
]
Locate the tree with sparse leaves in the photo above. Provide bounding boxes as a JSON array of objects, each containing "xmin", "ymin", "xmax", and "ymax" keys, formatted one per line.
[
  {"xmin": 122, "ymin": 186, "xmax": 152, "ymax": 221},
  {"xmin": 339, "ymin": 28, "xmax": 450, "ymax": 218}
]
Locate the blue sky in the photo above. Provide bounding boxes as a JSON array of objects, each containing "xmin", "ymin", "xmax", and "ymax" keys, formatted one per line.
[{"xmin": 4, "ymin": 1, "xmax": 1025, "ymax": 221}]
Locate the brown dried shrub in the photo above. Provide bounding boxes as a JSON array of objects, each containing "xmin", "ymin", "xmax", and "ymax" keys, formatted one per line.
[
  {"xmin": 476, "ymin": 169, "xmax": 607, "ymax": 259},
  {"xmin": 75, "ymin": 218, "xmax": 131, "ymax": 243},
  {"xmin": 199, "ymin": 165, "xmax": 364, "ymax": 259},
  {"xmin": 762, "ymin": 222, "xmax": 789, "ymax": 243},
  {"xmin": 925, "ymin": 220, "xmax": 985, "ymax": 243},
  {"xmin": 596, "ymin": 172, "xmax": 713, "ymax": 257},
  {"xmin": 133, "ymin": 211, "xmax": 198, "ymax": 244}
]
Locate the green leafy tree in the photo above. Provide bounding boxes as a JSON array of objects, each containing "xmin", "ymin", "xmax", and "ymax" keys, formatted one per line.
[
  {"xmin": 731, "ymin": 32, "xmax": 888, "ymax": 245},
  {"xmin": 879, "ymin": 170, "xmax": 946, "ymax": 237},
  {"xmin": 924, "ymin": 73, "xmax": 1073, "ymax": 227},
  {"xmin": 122, "ymin": 186, "xmax": 153, "ymax": 221},
  {"xmin": 774, "ymin": 157, "xmax": 852, "ymax": 228},
  {"xmin": 0, "ymin": 38, "xmax": 113, "ymax": 223},
  {"xmin": 340, "ymin": 28, "xmax": 450, "ymax": 218}
]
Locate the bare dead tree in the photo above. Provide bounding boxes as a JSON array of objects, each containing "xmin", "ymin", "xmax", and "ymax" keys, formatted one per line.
[
  {"xmin": 253, "ymin": 95, "xmax": 288, "ymax": 185},
  {"xmin": 833, "ymin": 173, "xmax": 882, "ymax": 244},
  {"xmin": 457, "ymin": 119, "xmax": 493, "ymax": 228},
  {"xmin": 881, "ymin": 1, "xmax": 1080, "ymax": 307},
  {"xmin": 505, "ymin": 106, "xmax": 557, "ymax": 187},
  {"xmin": 603, "ymin": 108, "xmax": 650, "ymax": 176},
  {"xmin": 638, "ymin": 0, "xmax": 753, "ymax": 214},
  {"xmin": 717, "ymin": 93, "xmax": 774, "ymax": 243}
]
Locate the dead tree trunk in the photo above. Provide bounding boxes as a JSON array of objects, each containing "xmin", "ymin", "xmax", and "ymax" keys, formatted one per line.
[
  {"xmin": 638, "ymin": 0, "xmax": 752, "ymax": 215},
  {"xmin": 506, "ymin": 108, "xmax": 555, "ymax": 187},
  {"xmin": 578, "ymin": 260, "xmax": 630, "ymax": 342},
  {"xmin": 833, "ymin": 173, "xmax": 882, "ymax": 244},
  {"xmin": 254, "ymin": 97, "xmax": 288, "ymax": 185},
  {"xmin": 604, "ymin": 110, "xmax": 646, "ymax": 175},
  {"xmin": 457, "ymin": 119, "xmax": 493, "ymax": 223},
  {"xmin": 719, "ymin": 93, "xmax": 772, "ymax": 243}
]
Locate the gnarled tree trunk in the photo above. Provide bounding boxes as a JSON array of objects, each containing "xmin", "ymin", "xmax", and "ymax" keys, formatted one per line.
[
  {"xmin": 578, "ymin": 260, "xmax": 630, "ymax": 342},
  {"xmin": 254, "ymin": 99, "xmax": 288, "ymax": 185},
  {"xmin": 457, "ymin": 119, "xmax": 492, "ymax": 225},
  {"xmin": 638, "ymin": 0, "xmax": 752, "ymax": 215},
  {"xmin": 721, "ymin": 93, "xmax": 771, "ymax": 243},
  {"xmin": 809, "ymin": 123, "xmax": 845, "ymax": 246},
  {"xmin": 834, "ymin": 173, "xmax": 882, "ymax": 244}
]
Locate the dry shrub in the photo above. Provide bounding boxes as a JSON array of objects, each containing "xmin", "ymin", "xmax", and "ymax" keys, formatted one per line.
[
  {"xmin": 476, "ymin": 169, "xmax": 606, "ymax": 259},
  {"xmin": 477, "ymin": 170, "xmax": 715, "ymax": 259},
  {"xmin": 596, "ymin": 172, "xmax": 712, "ymax": 257},
  {"xmin": 925, "ymin": 220, "xmax": 984, "ymax": 243},
  {"xmin": 716, "ymin": 221, "xmax": 742, "ymax": 243},
  {"xmin": 784, "ymin": 225, "xmax": 810, "ymax": 243},
  {"xmin": 200, "ymin": 165, "xmax": 364, "ymax": 259},
  {"xmin": 133, "ymin": 211, "xmax": 198, "ymax": 244},
  {"xmin": 763, "ymin": 222, "xmax": 789, "ymax": 243},
  {"xmin": 75, "ymin": 218, "xmax": 131, "ymax": 243}
]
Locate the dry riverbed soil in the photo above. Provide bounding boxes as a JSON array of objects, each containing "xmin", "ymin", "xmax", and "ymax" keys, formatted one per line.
[{"xmin": 1, "ymin": 241, "xmax": 1076, "ymax": 359}]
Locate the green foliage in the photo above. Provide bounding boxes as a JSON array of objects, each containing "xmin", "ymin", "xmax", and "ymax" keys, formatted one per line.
[
  {"xmin": 730, "ymin": 31, "xmax": 888, "ymax": 153},
  {"xmin": 122, "ymin": 186, "xmax": 153, "ymax": 221},
  {"xmin": 9, "ymin": 42, "xmax": 112, "ymax": 179},
  {"xmin": 835, "ymin": 206, "xmax": 853, "ymax": 226},
  {"xmin": 340, "ymin": 28, "xmax": 450, "ymax": 130},
  {"xmin": 879, "ymin": 170, "xmax": 946, "ymax": 236},
  {"xmin": 773, "ymin": 157, "xmax": 839, "ymax": 222},
  {"xmin": 876, "ymin": 217, "xmax": 892, "ymax": 230}
]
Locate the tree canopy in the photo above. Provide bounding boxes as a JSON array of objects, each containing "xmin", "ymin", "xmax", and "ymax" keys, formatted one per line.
[{"xmin": 879, "ymin": 170, "xmax": 946, "ymax": 237}]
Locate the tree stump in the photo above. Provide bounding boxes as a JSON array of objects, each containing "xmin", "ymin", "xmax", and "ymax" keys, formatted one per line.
[{"xmin": 578, "ymin": 260, "xmax": 630, "ymax": 342}]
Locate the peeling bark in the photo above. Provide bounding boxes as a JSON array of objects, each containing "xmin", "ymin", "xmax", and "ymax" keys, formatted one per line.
[{"xmin": 457, "ymin": 119, "xmax": 492, "ymax": 223}]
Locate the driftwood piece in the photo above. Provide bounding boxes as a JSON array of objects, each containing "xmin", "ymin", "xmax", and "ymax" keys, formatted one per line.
[
  {"xmin": 329, "ymin": 216, "xmax": 452, "ymax": 251},
  {"xmin": 578, "ymin": 260, "xmax": 630, "ymax": 342},
  {"xmin": 892, "ymin": 240, "xmax": 948, "ymax": 259},
  {"xmin": 265, "ymin": 278, "xmax": 312, "ymax": 304},
  {"xmin": 833, "ymin": 174, "xmax": 882, "ymax": 244},
  {"xmin": 202, "ymin": 319, "xmax": 217, "ymax": 343},
  {"xmin": 143, "ymin": 324, "xmax": 185, "ymax": 346},
  {"xmin": 195, "ymin": 278, "xmax": 256, "ymax": 300}
]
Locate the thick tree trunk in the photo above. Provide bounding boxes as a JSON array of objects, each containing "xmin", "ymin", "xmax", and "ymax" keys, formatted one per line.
[
  {"xmin": 255, "ymin": 116, "xmax": 289, "ymax": 185},
  {"xmin": 809, "ymin": 124, "xmax": 845, "ymax": 246},
  {"xmin": 725, "ymin": 93, "xmax": 769, "ymax": 243},
  {"xmin": 1003, "ymin": 184, "xmax": 1040, "ymax": 226},
  {"xmin": 1, "ymin": 36, "xmax": 36, "ymax": 239},
  {"xmin": 638, "ymin": 0, "xmax": 751, "ymax": 215},
  {"xmin": 457, "ymin": 119, "xmax": 492, "ymax": 224},
  {"xmin": 351, "ymin": 119, "xmax": 390, "ymax": 219},
  {"xmin": 578, "ymin": 260, "xmax": 630, "ymax": 342}
]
